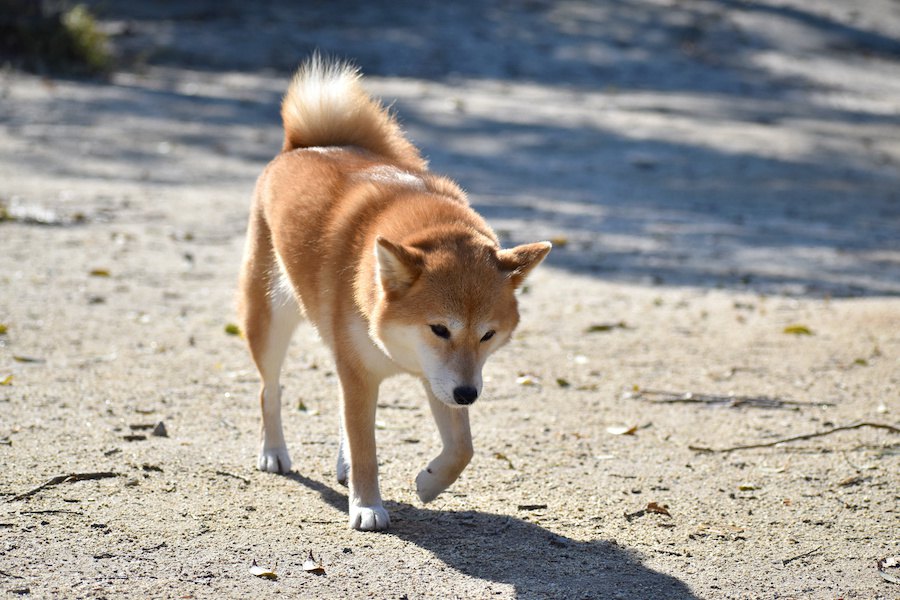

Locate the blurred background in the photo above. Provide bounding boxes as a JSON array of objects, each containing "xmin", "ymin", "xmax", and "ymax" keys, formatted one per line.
[{"xmin": 2, "ymin": 0, "xmax": 899, "ymax": 296}]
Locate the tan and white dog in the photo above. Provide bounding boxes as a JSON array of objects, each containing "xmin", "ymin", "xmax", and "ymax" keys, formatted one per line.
[{"xmin": 238, "ymin": 56, "xmax": 551, "ymax": 531}]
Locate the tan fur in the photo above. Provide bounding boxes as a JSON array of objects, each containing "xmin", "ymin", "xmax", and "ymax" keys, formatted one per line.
[{"xmin": 238, "ymin": 56, "xmax": 551, "ymax": 530}]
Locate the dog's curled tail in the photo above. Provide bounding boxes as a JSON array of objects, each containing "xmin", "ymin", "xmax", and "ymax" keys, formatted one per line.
[{"xmin": 281, "ymin": 56, "xmax": 427, "ymax": 171}]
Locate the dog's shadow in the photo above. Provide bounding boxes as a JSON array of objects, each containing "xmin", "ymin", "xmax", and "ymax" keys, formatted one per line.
[{"xmin": 284, "ymin": 473, "xmax": 698, "ymax": 599}]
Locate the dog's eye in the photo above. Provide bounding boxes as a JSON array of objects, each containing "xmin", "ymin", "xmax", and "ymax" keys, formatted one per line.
[
  {"xmin": 480, "ymin": 330, "xmax": 495, "ymax": 342},
  {"xmin": 430, "ymin": 324, "xmax": 451, "ymax": 339}
]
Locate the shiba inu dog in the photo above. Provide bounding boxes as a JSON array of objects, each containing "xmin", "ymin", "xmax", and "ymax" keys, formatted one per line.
[{"xmin": 238, "ymin": 56, "xmax": 551, "ymax": 531}]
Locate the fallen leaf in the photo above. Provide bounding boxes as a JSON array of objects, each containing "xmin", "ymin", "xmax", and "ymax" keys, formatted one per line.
[
  {"xmin": 12, "ymin": 355, "xmax": 44, "ymax": 363},
  {"xmin": 646, "ymin": 502, "xmax": 671, "ymax": 517},
  {"xmin": 837, "ymin": 475, "xmax": 866, "ymax": 487},
  {"xmin": 877, "ymin": 556, "xmax": 900, "ymax": 585},
  {"xmin": 738, "ymin": 483, "xmax": 759, "ymax": 491},
  {"xmin": 224, "ymin": 323, "xmax": 242, "ymax": 336},
  {"xmin": 586, "ymin": 321, "xmax": 628, "ymax": 333},
  {"xmin": 606, "ymin": 425, "xmax": 638, "ymax": 436},
  {"xmin": 516, "ymin": 375, "xmax": 539, "ymax": 386},
  {"xmin": 250, "ymin": 559, "xmax": 278, "ymax": 580},
  {"xmin": 493, "ymin": 452, "xmax": 515, "ymax": 469},
  {"xmin": 783, "ymin": 324, "xmax": 813, "ymax": 335},
  {"xmin": 302, "ymin": 550, "xmax": 325, "ymax": 575},
  {"xmin": 0, "ymin": 375, "xmax": 12, "ymax": 386},
  {"xmin": 89, "ymin": 268, "xmax": 111, "ymax": 277},
  {"xmin": 555, "ymin": 377, "xmax": 571, "ymax": 388},
  {"xmin": 0, "ymin": 324, "xmax": 7, "ymax": 334}
]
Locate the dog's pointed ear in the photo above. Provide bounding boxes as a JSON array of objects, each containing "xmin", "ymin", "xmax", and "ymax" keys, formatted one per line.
[
  {"xmin": 375, "ymin": 236, "xmax": 423, "ymax": 296},
  {"xmin": 497, "ymin": 241, "xmax": 552, "ymax": 288}
]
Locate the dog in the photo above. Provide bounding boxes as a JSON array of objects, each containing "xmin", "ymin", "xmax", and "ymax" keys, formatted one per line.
[{"xmin": 238, "ymin": 56, "xmax": 551, "ymax": 531}]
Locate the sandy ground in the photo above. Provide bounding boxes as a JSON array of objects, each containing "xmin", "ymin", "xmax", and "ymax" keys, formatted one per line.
[{"xmin": 1, "ymin": 1, "xmax": 898, "ymax": 598}]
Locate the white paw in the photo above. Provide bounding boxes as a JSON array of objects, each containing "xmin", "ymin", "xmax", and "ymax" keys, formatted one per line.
[
  {"xmin": 257, "ymin": 446, "xmax": 291, "ymax": 473},
  {"xmin": 348, "ymin": 504, "xmax": 390, "ymax": 531},
  {"xmin": 336, "ymin": 458, "xmax": 348, "ymax": 486},
  {"xmin": 415, "ymin": 467, "xmax": 448, "ymax": 504}
]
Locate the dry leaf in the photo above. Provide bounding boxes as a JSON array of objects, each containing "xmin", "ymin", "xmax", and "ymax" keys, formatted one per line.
[
  {"xmin": 606, "ymin": 425, "xmax": 638, "ymax": 436},
  {"xmin": 586, "ymin": 321, "xmax": 628, "ymax": 333},
  {"xmin": 555, "ymin": 378, "xmax": 571, "ymax": 388},
  {"xmin": 249, "ymin": 559, "xmax": 277, "ymax": 580},
  {"xmin": 516, "ymin": 375, "xmax": 539, "ymax": 387},
  {"xmin": 837, "ymin": 475, "xmax": 866, "ymax": 487},
  {"xmin": 877, "ymin": 556, "xmax": 900, "ymax": 585},
  {"xmin": 783, "ymin": 324, "xmax": 813, "ymax": 335},
  {"xmin": 302, "ymin": 550, "xmax": 325, "ymax": 575},
  {"xmin": 646, "ymin": 502, "xmax": 671, "ymax": 517},
  {"xmin": 89, "ymin": 268, "xmax": 111, "ymax": 277},
  {"xmin": 738, "ymin": 483, "xmax": 759, "ymax": 491},
  {"xmin": 0, "ymin": 375, "xmax": 12, "ymax": 386},
  {"xmin": 0, "ymin": 324, "xmax": 7, "ymax": 335},
  {"xmin": 493, "ymin": 452, "xmax": 515, "ymax": 469},
  {"xmin": 13, "ymin": 355, "xmax": 43, "ymax": 363}
]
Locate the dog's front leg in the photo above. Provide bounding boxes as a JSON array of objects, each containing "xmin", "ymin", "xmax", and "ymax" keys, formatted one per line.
[
  {"xmin": 339, "ymin": 367, "xmax": 389, "ymax": 531},
  {"xmin": 416, "ymin": 384, "xmax": 474, "ymax": 503}
]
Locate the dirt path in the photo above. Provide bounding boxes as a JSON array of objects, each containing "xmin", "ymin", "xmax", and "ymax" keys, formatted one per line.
[{"xmin": 1, "ymin": 1, "xmax": 898, "ymax": 598}]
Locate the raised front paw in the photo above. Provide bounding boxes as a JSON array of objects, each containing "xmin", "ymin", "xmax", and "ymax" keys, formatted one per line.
[
  {"xmin": 349, "ymin": 504, "xmax": 390, "ymax": 531},
  {"xmin": 415, "ymin": 467, "xmax": 448, "ymax": 504},
  {"xmin": 257, "ymin": 446, "xmax": 292, "ymax": 473}
]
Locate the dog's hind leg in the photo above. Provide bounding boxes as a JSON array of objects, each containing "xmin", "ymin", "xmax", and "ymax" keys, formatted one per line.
[
  {"xmin": 253, "ymin": 290, "xmax": 300, "ymax": 473},
  {"xmin": 415, "ymin": 384, "xmax": 474, "ymax": 503},
  {"xmin": 336, "ymin": 422, "xmax": 349, "ymax": 486},
  {"xmin": 239, "ymin": 209, "xmax": 300, "ymax": 474}
]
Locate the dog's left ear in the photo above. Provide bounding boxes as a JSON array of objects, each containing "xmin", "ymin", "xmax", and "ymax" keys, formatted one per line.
[
  {"xmin": 375, "ymin": 236, "xmax": 424, "ymax": 297},
  {"xmin": 497, "ymin": 241, "xmax": 552, "ymax": 288}
]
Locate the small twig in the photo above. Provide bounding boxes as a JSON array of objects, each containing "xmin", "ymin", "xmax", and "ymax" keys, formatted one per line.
[
  {"xmin": 690, "ymin": 422, "xmax": 900, "ymax": 454},
  {"xmin": 782, "ymin": 546, "xmax": 823, "ymax": 566},
  {"xmin": 214, "ymin": 471, "xmax": 251, "ymax": 485},
  {"xmin": 632, "ymin": 389, "xmax": 833, "ymax": 409},
  {"xmin": 8, "ymin": 472, "xmax": 119, "ymax": 502},
  {"xmin": 19, "ymin": 509, "xmax": 82, "ymax": 515},
  {"xmin": 624, "ymin": 508, "xmax": 646, "ymax": 522}
]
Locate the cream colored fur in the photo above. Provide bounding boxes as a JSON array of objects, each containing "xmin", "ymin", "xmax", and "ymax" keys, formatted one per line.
[{"xmin": 239, "ymin": 56, "xmax": 550, "ymax": 531}]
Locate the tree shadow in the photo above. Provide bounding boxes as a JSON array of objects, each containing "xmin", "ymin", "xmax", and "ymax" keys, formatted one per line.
[
  {"xmin": 11, "ymin": 0, "xmax": 898, "ymax": 297},
  {"xmin": 283, "ymin": 472, "xmax": 699, "ymax": 599}
]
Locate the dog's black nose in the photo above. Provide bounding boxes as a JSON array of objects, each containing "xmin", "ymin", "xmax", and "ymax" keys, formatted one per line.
[{"xmin": 453, "ymin": 386, "xmax": 478, "ymax": 405}]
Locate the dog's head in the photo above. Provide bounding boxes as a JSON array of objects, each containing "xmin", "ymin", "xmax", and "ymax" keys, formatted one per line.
[{"xmin": 370, "ymin": 233, "xmax": 550, "ymax": 407}]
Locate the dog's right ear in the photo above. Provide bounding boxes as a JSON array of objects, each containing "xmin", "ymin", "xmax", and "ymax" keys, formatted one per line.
[{"xmin": 374, "ymin": 236, "xmax": 423, "ymax": 297}]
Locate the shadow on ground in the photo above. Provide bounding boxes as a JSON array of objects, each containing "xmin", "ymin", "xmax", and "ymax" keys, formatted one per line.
[
  {"xmin": 10, "ymin": 0, "xmax": 899, "ymax": 296},
  {"xmin": 284, "ymin": 472, "xmax": 698, "ymax": 599}
]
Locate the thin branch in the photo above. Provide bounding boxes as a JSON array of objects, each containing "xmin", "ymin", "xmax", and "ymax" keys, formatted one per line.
[
  {"xmin": 632, "ymin": 388, "xmax": 833, "ymax": 409},
  {"xmin": 690, "ymin": 422, "xmax": 900, "ymax": 454},
  {"xmin": 782, "ymin": 546, "xmax": 823, "ymax": 566},
  {"xmin": 8, "ymin": 472, "xmax": 119, "ymax": 502}
]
